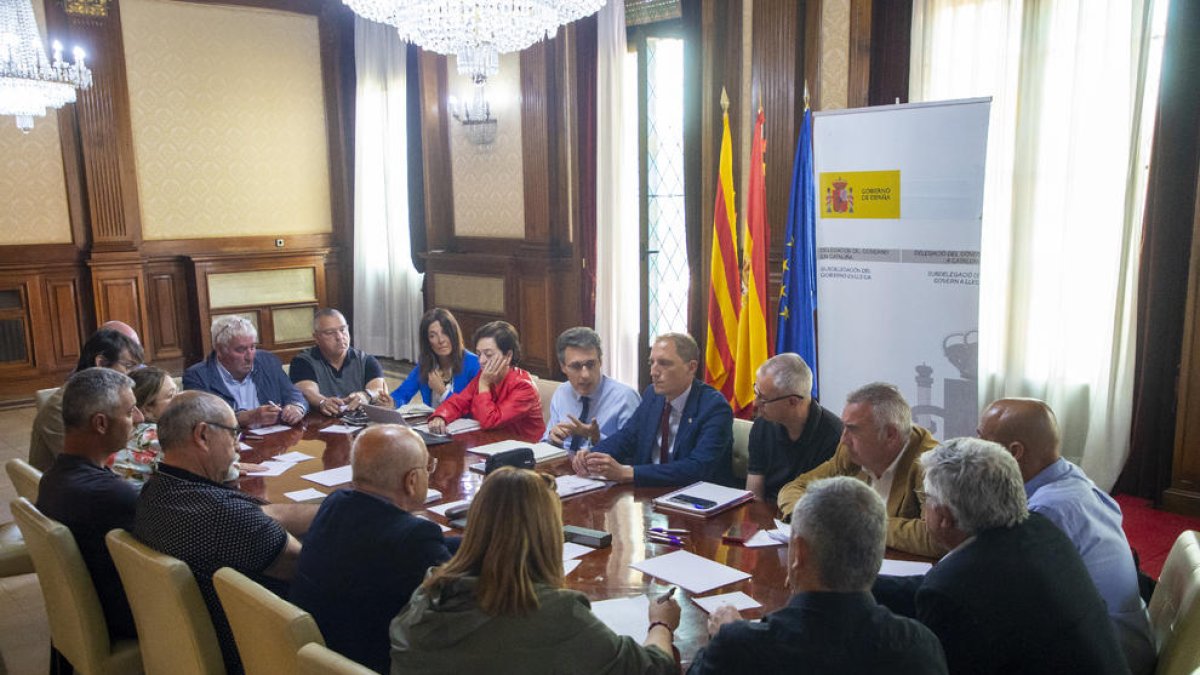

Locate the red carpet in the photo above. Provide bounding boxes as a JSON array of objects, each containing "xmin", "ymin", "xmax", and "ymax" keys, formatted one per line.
[{"xmin": 1116, "ymin": 494, "xmax": 1200, "ymax": 579}]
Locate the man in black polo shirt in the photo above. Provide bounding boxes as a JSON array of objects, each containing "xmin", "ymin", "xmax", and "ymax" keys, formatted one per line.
[
  {"xmin": 746, "ymin": 353, "xmax": 842, "ymax": 502},
  {"xmin": 37, "ymin": 367, "xmax": 144, "ymax": 641},
  {"xmin": 134, "ymin": 391, "xmax": 316, "ymax": 674},
  {"xmin": 289, "ymin": 308, "xmax": 391, "ymax": 416}
]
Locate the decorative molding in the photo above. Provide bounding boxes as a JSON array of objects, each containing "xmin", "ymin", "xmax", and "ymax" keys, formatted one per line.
[{"xmin": 64, "ymin": 0, "xmax": 109, "ymax": 17}]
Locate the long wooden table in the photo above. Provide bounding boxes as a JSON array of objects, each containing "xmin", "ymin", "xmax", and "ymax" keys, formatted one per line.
[{"xmin": 236, "ymin": 415, "xmax": 922, "ymax": 665}]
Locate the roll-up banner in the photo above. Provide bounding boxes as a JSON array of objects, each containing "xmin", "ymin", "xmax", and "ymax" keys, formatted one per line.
[{"xmin": 813, "ymin": 98, "xmax": 990, "ymax": 440}]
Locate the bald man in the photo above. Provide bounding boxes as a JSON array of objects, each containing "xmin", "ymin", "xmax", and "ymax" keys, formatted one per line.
[
  {"xmin": 978, "ymin": 398, "xmax": 1154, "ymax": 675},
  {"xmin": 101, "ymin": 320, "xmax": 141, "ymax": 345},
  {"xmin": 290, "ymin": 426, "xmax": 454, "ymax": 672}
]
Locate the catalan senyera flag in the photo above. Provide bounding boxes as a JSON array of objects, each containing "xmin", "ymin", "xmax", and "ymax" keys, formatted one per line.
[
  {"xmin": 776, "ymin": 100, "xmax": 820, "ymax": 399},
  {"xmin": 704, "ymin": 107, "xmax": 739, "ymax": 400},
  {"xmin": 732, "ymin": 109, "xmax": 771, "ymax": 417}
]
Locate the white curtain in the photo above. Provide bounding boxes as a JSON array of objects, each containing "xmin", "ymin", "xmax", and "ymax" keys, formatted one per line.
[
  {"xmin": 594, "ymin": 0, "xmax": 642, "ymax": 387},
  {"xmin": 911, "ymin": 0, "xmax": 1161, "ymax": 490},
  {"xmin": 352, "ymin": 17, "xmax": 424, "ymax": 361}
]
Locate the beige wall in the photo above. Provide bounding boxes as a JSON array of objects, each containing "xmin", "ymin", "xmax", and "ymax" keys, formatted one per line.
[
  {"xmin": 819, "ymin": 0, "xmax": 852, "ymax": 111},
  {"xmin": 0, "ymin": 0, "xmax": 72, "ymax": 245},
  {"xmin": 122, "ymin": 0, "xmax": 332, "ymax": 240},
  {"xmin": 449, "ymin": 52, "xmax": 526, "ymax": 239}
]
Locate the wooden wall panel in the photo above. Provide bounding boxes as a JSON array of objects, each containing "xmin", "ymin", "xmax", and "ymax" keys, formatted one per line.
[
  {"xmin": 518, "ymin": 276, "xmax": 554, "ymax": 374},
  {"xmin": 848, "ymin": 0, "xmax": 873, "ymax": 108},
  {"xmin": 44, "ymin": 276, "xmax": 83, "ymax": 368},
  {"xmin": 145, "ymin": 260, "xmax": 189, "ymax": 363}
]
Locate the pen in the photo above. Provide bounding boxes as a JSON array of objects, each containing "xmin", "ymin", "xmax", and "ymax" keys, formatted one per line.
[
  {"xmin": 657, "ymin": 587, "xmax": 677, "ymax": 604},
  {"xmin": 650, "ymin": 527, "xmax": 689, "ymax": 535},
  {"xmin": 648, "ymin": 533, "xmax": 684, "ymax": 546}
]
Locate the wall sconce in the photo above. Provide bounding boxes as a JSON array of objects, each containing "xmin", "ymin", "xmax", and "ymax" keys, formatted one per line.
[{"xmin": 449, "ymin": 78, "xmax": 497, "ymax": 146}]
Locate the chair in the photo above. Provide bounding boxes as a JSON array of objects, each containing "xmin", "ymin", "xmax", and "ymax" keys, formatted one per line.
[
  {"xmin": 731, "ymin": 418, "xmax": 752, "ymax": 481},
  {"xmin": 213, "ymin": 567, "xmax": 324, "ymax": 675},
  {"xmin": 1149, "ymin": 530, "xmax": 1200, "ymax": 675},
  {"xmin": 6, "ymin": 458, "xmax": 42, "ymax": 502},
  {"xmin": 296, "ymin": 643, "xmax": 375, "ymax": 675},
  {"xmin": 534, "ymin": 376, "xmax": 561, "ymax": 425},
  {"xmin": 11, "ymin": 498, "xmax": 141, "ymax": 675},
  {"xmin": 105, "ymin": 529, "xmax": 225, "ymax": 675},
  {"xmin": 34, "ymin": 386, "xmax": 58, "ymax": 413}
]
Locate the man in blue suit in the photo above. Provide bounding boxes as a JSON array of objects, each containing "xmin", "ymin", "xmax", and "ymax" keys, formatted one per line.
[
  {"xmin": 573, "ymin": 333, "xmax": 734, "ymax": 487},
  {"xmin": 183, "ymin": 315, "xmax": 307, "ymax": 428}
]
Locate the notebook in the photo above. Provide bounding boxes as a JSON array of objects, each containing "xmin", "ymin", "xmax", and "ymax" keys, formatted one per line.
[{"xmin": 651, "ymin": 481, "xmax": 754, "ymax": 518}]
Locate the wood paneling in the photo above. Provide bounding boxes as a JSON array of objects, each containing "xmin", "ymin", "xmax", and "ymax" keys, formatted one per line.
[
  {"xmin": 1165, "ymin": 171, "xmax": 1200, "ymax": 516},
  {"xmin": 145, "ymin": 260, "xmax": 189, "ymax": 362},
  {"xmin": 868, "ymin": 0, "xmax": 911, "ymax": 106},
  {"xmin": 44, "ymin": 275, "xmax": 84, "ymax": 367},
  {"xmin": 89, "ymin": 259, "xmax": 149, "ymax": 341},
  {"xmin": 418, "ymin": 52, "xmax": 455, "ymax": 251},
  {"xmin": 848, "ymin": 0, "xmax": 873, "ymax": 108}
]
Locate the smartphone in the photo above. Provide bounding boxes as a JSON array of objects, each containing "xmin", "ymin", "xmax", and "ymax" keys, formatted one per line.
[
  {"xmin": 722, "ymin": 522, "xmax": 760, "ymax": 544},
  {"xmin": 669, "ymin": 494, "xmax": 718, "ymax": 510}
]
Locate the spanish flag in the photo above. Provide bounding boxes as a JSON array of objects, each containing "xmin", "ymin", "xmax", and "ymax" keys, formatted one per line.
[
  {"xmin": 733, "ymin": 108, "xmax": 771, "ymax": 417},
  {"xmin": 704, "ymin": 97, "xmax": 739, "ymax": 399}
]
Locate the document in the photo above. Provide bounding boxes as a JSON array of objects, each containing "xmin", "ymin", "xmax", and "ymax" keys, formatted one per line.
[
  {"xmin": 284, "ymin": 488, "xmax": 327, "ymax": 503},
  {"xmin": 589, "ymin": 595, "xmax": 649, "ymax": 640},
  {"xmin": 692, "ymin": 591, "xmax": 762, "ymax": 614},
  {"xmin": 470, "ymin": 439, "xmax": 567, "ymax": 463},
  {"xmin": 652, "ymin": 482, "xmax": 754, "ymax": 518},
  {"xmin": 237, "ymin": 442, "xmax": 253, "ymax": 452},
  {"xmin": 562, "ymin": 542, "xmax": 597, "ymax": 560},
  {"xmin": 555, "ymin": 475, "xmax": 608, "ymax": 499},
  {"xmin": 424, "ymin": 488, "xmax": 443, "ymax": 504},
  {"xmin": 878, "ymin": 559, "xmax": 933, "ymax": 576},
  {"xmin": 246, "ymin": 424, "xmax": 292, "ymax": 435},
  {"xmin": 246, "ymin": 461, "xmax": 294, "ymax": 477},
  {"xmin": 272, "ymin": 451, "xmax": 317, "ymax": 463},
  {"xmin": 301, "ymin": 465, "xmax": 354, "ymax": 487},
  {"xmin": 564, "ymin": 559, "xmax": 582, "ymax": 576},
  {"xmin": 743, "ymin": 530, "xmax": 786, "ymax": 548},
  {"xmin": 427, "ymin": 499, "xmax": 471, "ymax": 517},
  {"xmin": 320, "ymin": 423, "xmax": 360, "ymax": 435},
  {"xmin": 631, "ymin": 550, "xmax": 751, "ymax": 595}
]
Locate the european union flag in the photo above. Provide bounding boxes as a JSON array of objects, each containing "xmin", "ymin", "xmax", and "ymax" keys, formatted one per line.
[{"xmin": 775, "ymin": 106, "xmax": 820, "ymax": 399}]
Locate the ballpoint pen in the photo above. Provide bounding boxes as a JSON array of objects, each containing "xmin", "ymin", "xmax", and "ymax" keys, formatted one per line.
[
  {"xmin": 648, "ymin": 533, "xmax": 684, "ymax": 546},
  {"xmin": 657, "ymin": 587, "xmax": 677, "ymax": 604},
  {"xmin": 650, "ymin": 527, "xmax": 689, "ymax": 535}
]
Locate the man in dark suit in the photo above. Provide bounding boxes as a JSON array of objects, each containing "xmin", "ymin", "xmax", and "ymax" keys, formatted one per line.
[
  {"xmin": 291, "ymin": 425, "xmax": 453, "ymax": 673},
  {"xmin": 689, "ymin": 476, "xmax": 947, "ymax": 674},
  {"xmin": 873, "ymin": 438, "xmax": 1130, "ymax": 675},
  {"xmin": 572, "ymin": 333, "xmax": 734, "ymax": 487},
  {"xmin": 183, "ymin": 315, "xmax": 307, "ymax": 428}
]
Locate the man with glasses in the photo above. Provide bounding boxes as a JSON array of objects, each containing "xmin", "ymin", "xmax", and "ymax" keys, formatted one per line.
[
  {"xmin": 290, "ymin": 308, "xmax": 391, "ymax": 417},
  {"xmin": 183, "ymin": 315, "xmax": 307, "ymax": 428},
  {"xmin": 542, "ymin": 327, "xmax": 639, "ymax": 450},
  {"xmin": 291, "ymin": 425, "xmax": 455, "ymax": 673},
  {"xmin": 746, "ymin": 354, "xmax": 842, "ymax": 502},
  {"xmin": 134, "ymin": 391, "xmax": 317, "ymax": 675}
]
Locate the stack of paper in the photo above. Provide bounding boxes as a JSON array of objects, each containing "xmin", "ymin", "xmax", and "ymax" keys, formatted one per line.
[
  {"xmin": 562, "ymin": 542, "xmax": 597, "ymax": 560},
  {"xmin": 692, "ymin": 591, "xmax": 762, "ymax": 614},
  {"xmin": 399, "ymin": 402, "xmax": 435, "ymax": 417},
  {"xmin": 744, "ymin": 520, "xmax": 791, "ymax": 548},
  {"xmin": 555, "ymin": 475, "xmax": 608, "ymax": 499},
  {"xmin": 631, "ymin": 550, "xmax": 751, "ymax": 594},
  {"xmin": 469, "ymin": 439, "xmax": 567, "ymax": 463},
  {"xmin": 246, "ymin": 451, "xmax": 319, "ymax": 477},
  {"xmin": 284, "ymin": 488, "xmax": 327, "ymax": 503}
]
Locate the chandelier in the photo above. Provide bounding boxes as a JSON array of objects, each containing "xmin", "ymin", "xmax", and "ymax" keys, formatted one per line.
[
  {"xmin": 0, "ymin": 0, "xmax": 92, "ymax": 132},
  {"xmin": 343, "ymin": 0, "xmax": 605, "ymax": 80}
]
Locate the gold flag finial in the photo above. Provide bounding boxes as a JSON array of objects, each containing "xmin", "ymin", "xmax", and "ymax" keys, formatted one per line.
[
  {"xmin": 721, "ymin": 87, "xmax": 729, "ymax": 113},
  {"xmin": 803, "ymin": 81, "xmax": 810, "ymax": 110}
]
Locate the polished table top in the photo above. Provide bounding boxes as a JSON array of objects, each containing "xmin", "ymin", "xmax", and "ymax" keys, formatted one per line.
[{"xmin": 236, "ymin": 415, "xmax": 925, "ymax": 664}]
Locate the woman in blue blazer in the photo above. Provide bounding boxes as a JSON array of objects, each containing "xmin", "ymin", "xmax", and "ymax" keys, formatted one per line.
[{"xmin": 391, "ymin": 308, "xmax": 481, "ymax": 407}]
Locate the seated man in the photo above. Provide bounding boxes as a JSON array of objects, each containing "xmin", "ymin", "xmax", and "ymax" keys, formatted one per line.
[
  {"xmin": 134, "ymin": 391, "xmax": 317, "ymax": 674},
  {"xmin": 573, "ymin": 333, "xmax": 734, "ymax": 487},
  {"xmin": 29, "ymin": 324, "xmax": 143, "ymax": 471},
  {"xmin": 37, "ymin": 368, "xmax": 144, "ymax": 641},
  {"xmin": 291, "ymin": 425, "xmax": 454, "ymax": 672},
  {"xmin": 746, "ymin": 353, "xmax": 842, "ymax": 502},
  {"xmin": 690, "ymin": 477, "xmax": 946, "ymax": 674},
  {"xmin": 289, "ymin": 308, "xmax": 390, "ymax": 417},
  {"xmin": 978, "ymin": 398, "xmax": 1154, "ymax": 675},
  {"xmin": 776, "ymin": 382, "xmax": 941, "ymax": 557},
  {"xmin": 542, "ymin": 327, "xmax": 639, "ymax": 450},
  {"xmin": 872, "ymin": 438, "xmax": 1129, "ymax": 675},
  {"xmin": 183, "ymin": 315, "xmax": 307, "ymax": 428}
]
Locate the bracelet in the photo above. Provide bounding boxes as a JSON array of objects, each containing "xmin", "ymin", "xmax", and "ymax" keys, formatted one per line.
[{"xmin": 648, "ymin": 621, "xmax": 673, "ymax": 634}]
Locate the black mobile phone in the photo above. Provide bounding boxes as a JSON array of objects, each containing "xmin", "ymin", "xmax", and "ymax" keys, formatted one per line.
[{"xmin": 669, "ymin": 494, "xmax": 718, "ymax": 509}]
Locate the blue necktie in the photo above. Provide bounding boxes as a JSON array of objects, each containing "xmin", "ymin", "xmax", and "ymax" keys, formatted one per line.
[{"xmin": 570, "ymin": 396, "xmax": 591, "ymax": 451}]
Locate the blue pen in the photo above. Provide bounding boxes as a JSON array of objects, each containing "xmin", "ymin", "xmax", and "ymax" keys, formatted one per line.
[
  {"xmin": 650, "ymin": 527, "xmax": 689, "ymax": 535},
  {"xmin": 648, "ymin": 533, "xmax": 684, "ymax": 546}
]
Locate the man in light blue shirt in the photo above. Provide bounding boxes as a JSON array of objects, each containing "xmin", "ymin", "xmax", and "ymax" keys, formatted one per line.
[
  {"xmin": 978, "ymin": 398, "xmax": 1154, "ymax": 675},
  {"xmin": 542, "ymin": 327, "xmax": 639, "ymax": 450}
]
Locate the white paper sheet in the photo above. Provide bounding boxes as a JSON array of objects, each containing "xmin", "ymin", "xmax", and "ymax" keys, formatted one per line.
[
  {"xmin": 414, "ymin": 418, "xmax": 480, "ymax": 435},
  {"xmin": 237, "ymin": 442, "xmax": 253, "ymax": 452},
  {"xmin": 562, "ymin": 542, "xmax": 597, "ymax": 560},
  {"xmin": 631, "ymin": 550, "xmax": 751, "ymax": 595},
  {"xmin": 320, "ymin": 424, "xmax": 360, "ymax": 435},
  {"xmin": 301, "ymin": 465, "xmax": 354, "ymax": 487},
  {"xmin": 246, "ymin": 461, "xmax": 294, "ymax": 477},
  {"xmin": 246, "ymin": 424, "xmax": 292, "ymax": 435},
  {"xmin": 470, "ymin": 439, "xmax": 568, "ymax": 463},
  {"xmin": 272, "ymin": 451, "xmax": 317, "ymax": 463},
  {"xmin": 427, "ymin": 499, "xmax": 471, "ymax": 517},
  {"xmin": 284, "ymin": 488, "xmax": 327, "ymax": 503},
  {"xmin": 878, "ymin": 559, "xmax": 933, "ymax": 576},
  {"xmin": 555, "ymin": 475, "xmax": 608, "ymax": 499},
  {"xmin": 692, "ymin": 591, "xmax": 763, "ymax": 614},
  {"xmin": 424, "ymin": 488, "xmax": 443, "ymax": 504},
  {"xmin": 564, "ymin": 559, "xmax": 582, "ymax": 576},
  {"xmin": 590, "ymin": 596, "xmax": 650, "ymax": 640},
  {"xmin": 744, "ymin": 530, "xmax": 786, "ymax": 548}
]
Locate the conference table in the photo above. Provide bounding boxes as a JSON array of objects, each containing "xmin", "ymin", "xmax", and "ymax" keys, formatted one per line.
[{"xmin": 236, "ymin": 414, "xmax": 927, "ymax": 666}]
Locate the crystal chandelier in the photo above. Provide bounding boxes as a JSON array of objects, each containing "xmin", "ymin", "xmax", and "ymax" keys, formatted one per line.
[
  {"xmin": 449, "ymin": 79, "xmax": 497, "ymax": 146},
  {"xmin": 0, "ymin": 0, "xmax": 92, "ymax": 132},
  {"xmin": 343, "ymin": 0, "xmax": 606, "ymax": 80}
]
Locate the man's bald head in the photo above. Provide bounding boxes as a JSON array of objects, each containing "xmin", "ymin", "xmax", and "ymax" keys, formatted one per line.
[
  {"xmin": 977, "ymin": 398, "xmax": 1061, "ymax": 482},
  {"xmin": 351, "ymin": 425, "xmax": 430, "ymax": 507},
  {"xmin": 101, "ymin": 320, "xmax": 141, "ymax": 346}
]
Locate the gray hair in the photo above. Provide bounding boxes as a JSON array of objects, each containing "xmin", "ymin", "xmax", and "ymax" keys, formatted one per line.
[
  {"xmin": 312, "ymin": 308, "xmax": 344, "ymax": 331},
  {"xmin": 846, "ymin": 382, "xmax": 911, "ymax": 436},
  {"xmin": 157, "ymin": 391, "xmax": 235, "ymax": 452},
  {"xmin": 655, "ymin": 333, "xmax": 700, "ymax": 364},
  {"xmin": 790, "ymin": 477, "xmax": 886, "ymax": 591},
  {"xmin": 758, "ymin": 353, "xmax": 813, "ymax": 398},
  {"xmin": 921, "ymin": 437, "xmax": 1028, "ymax": 535},
  {"xmin": 61, "ymin": 368, "xmax": 134, "ymax": 430},
  {"xmin": 556, "ymin": 327, "xmax": 603, "ymax": 364},
  {"xmin": 211, "ymin": 315, "xmax": 257, "ymax": 349}
]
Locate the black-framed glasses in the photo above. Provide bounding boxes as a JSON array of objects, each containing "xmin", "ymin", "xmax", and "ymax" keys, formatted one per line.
[
  {"xmin": 753, "ymin": 387, "xmax": 803, "ymax": 405},
  {"xmin": 202, "ymin": 420, "xmax": 243, "ymax": 440}
]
